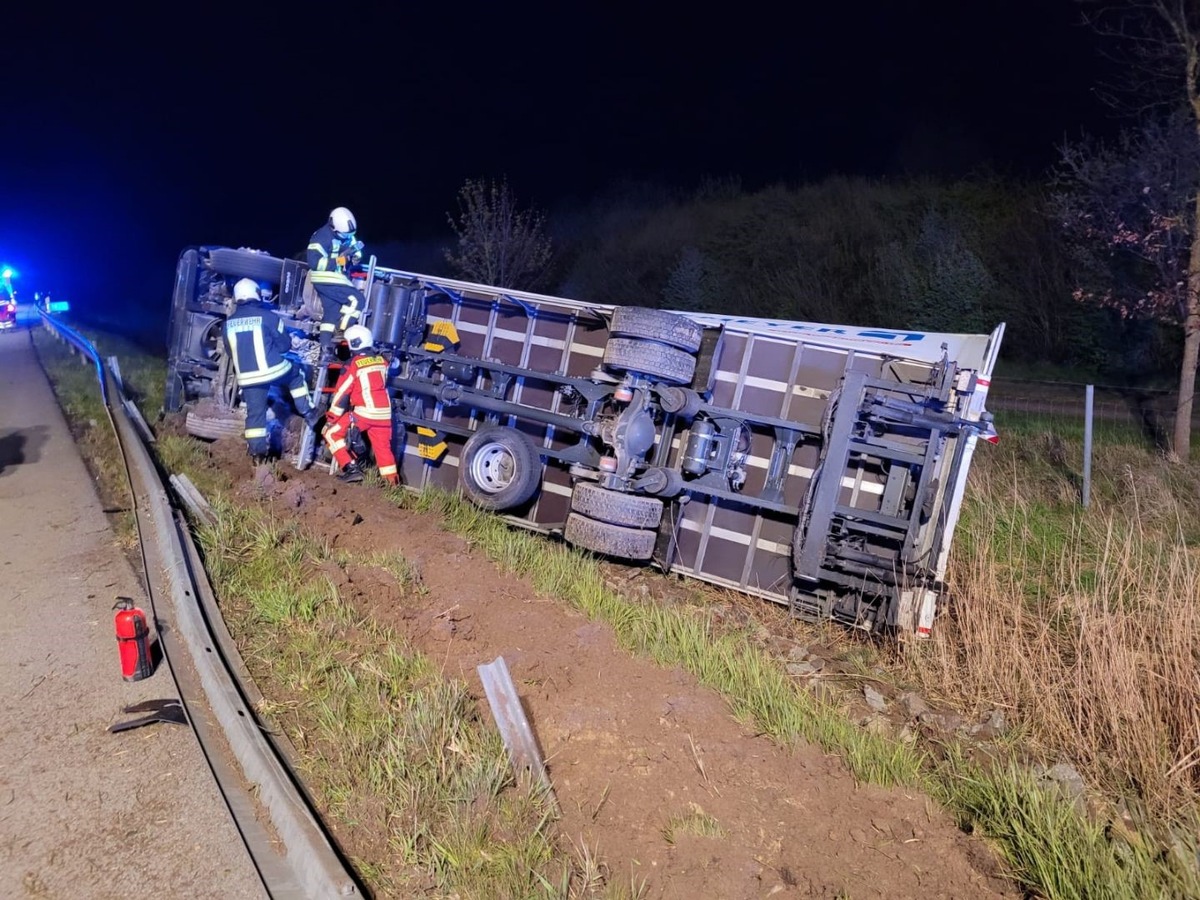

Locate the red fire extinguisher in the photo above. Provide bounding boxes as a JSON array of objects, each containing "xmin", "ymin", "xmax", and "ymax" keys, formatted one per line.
[{"xmin": 113, "ymin": 597, "xmax": 153, "ymax": 682}]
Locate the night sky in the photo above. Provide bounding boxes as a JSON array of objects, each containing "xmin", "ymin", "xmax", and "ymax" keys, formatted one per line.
[{"xmin": 1, "ymin": 0, "xmax": 1112, "ymax": 335}]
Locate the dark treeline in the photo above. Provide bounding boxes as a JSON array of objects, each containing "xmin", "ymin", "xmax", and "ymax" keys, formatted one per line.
[
  {"xmin": 535, "ymin": 174, "xmax": 1176, "ymax": 384},
  {"xmin": 88, "ymin": 173, "xmax": 1174, "ymax": 387}
]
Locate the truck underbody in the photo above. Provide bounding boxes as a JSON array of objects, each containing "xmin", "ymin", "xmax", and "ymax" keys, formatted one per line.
[{"xmin": 165, "ymin": 247, "xmax": 1004, "ymax": 637}]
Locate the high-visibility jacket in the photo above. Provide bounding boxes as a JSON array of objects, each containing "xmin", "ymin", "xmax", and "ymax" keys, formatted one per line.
[
  {"xmin": 223, "ymin": 301, "xmax": 293, "ymax": 387},
  {"xmin": 328, "ymin": 353, "xmax": 392, "ymax": 421},
  {"xmin": 306, "ymin": 223, "xmax": 364, "ymax": 290}
]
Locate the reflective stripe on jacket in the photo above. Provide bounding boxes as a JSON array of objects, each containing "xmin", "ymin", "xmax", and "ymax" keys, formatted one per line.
[
  {"xmin": 306, "ymin": 223, "xmax": 359, "ymax": 289},
  {"xmin": 327, "ymin": 353, "xmax": 392, "ymax": 421},
  {"xmin": 223, "ymin": 302, "xmax": 293, "ymax": 386}
]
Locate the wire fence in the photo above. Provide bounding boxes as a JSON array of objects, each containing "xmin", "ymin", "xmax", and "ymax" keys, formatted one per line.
[{"xmin": 986, "ymin": 378, "xmax": 1197, "ymax": 448}]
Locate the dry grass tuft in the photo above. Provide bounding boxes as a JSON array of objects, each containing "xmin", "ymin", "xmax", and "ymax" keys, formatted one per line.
[{"xmin": 907, "ymin": 426, "xmax": 1200, "ymax": 831}]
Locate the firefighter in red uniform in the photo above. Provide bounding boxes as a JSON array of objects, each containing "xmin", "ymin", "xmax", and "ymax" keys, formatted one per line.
[{"xmin": 323, "ymin": 325, "xmax": 399, "ymax": 484}]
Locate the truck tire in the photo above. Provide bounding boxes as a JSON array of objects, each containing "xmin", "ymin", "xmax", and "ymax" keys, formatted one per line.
[
  {"xmin": 458, "ymin": 426, "xmax": 541, "ymax": 511},
  {"xmin": 207, "ymin": 248, "xmax": 286, "ymax": 285},
  {"xmin": 603, "ymin": 338, "xmax": 696, "ymax": 385},
  {"xmin": 564, "ymin": 513, "xmax": 656, "ymax": 561},
  {"xmin": 610, "ymin": 307, "xmax": 703, "ymax": 353},
  {"xmin": 185, "ymin": 406, "xmax": 245, "ymax": 441},
  {"xmin": 570, "ymin": 482, "xmax": 664, "ymax": 528}
]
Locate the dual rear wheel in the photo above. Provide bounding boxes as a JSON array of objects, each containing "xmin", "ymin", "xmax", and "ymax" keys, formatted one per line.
[
  {"xmin": 563, "ymin": 481, "xmax": 664, "ymax": 561},
  {"xmin": 455, "ymin": 305, "xmax": 700, "ymax": 562}
]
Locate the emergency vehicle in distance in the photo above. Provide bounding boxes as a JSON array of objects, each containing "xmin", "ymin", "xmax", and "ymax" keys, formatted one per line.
[
  {"xmin": 1, "ymin": 267, "xmax": 17, "ymax": 330},
  {"xmin": 164, "ymin": 246, "xmax": 1004, "ymax": 639}
]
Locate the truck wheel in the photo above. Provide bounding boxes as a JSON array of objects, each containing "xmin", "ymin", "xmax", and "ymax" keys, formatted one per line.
[
  {"xmin": 207, "ymin": 248, "xmax": 286, "ymax": 285},
  {"xmin": 458, "ymin": 426, "xmax": 541, "ymax": 511},
  {"xmin": 610, "ymin": 307, "xmax": 703, "ymax": 353},
  {"xmin": 185, "ymin": 405, "xmax": 246, "ymax": 441},
  {"xmin": 603, "ymin": 338, "xmax": 696, "ymax": 385},
  {"xmin": 570, "ymin": 482, "xmax": 664, "ymax": 528},
  {"xmin": 564, "ymin": 513, "xmax": 657, "ymax": 561}
]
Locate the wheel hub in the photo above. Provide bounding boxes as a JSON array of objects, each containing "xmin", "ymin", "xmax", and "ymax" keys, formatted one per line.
[{"xmin": 471, "ymin": 443, "xmax": 515, "ymax": 493}]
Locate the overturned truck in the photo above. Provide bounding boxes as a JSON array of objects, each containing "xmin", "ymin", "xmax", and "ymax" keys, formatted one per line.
[{"xmin": 166, "ymin": 246, "xmax": 1004, "ymax": 637}]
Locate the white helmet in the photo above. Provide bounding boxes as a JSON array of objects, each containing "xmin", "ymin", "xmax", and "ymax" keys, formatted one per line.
[
  {"xmin": 329, "ymin": 206, "xmax": 357, "ymax": 236},
  {"xmin": 233, "ymin": 278, "xmax": 260, "ymax": 303},
  {"xmin": 344, "ymin": 324, "xmax": 374, "ymax": 351}
]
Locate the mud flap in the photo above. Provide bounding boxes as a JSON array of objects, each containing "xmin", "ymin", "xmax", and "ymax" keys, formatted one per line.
[
  {"xmin": 916, "ymin": 588, "xmax": 937, "ymax": 638},
  {"xmin": 893, "ymin": 587, "xmax": 938, "ymax": 638}
]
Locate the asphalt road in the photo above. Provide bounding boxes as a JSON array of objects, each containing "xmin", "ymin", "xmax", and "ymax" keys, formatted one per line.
[{"xmin": 0, "ymin": 327, "xmax": 264, "ymax": 900}]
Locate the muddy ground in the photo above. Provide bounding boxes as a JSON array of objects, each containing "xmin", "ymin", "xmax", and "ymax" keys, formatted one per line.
[{"xmin": 193, "ymin": 425, "xmax": 1016, "ymax": 900}]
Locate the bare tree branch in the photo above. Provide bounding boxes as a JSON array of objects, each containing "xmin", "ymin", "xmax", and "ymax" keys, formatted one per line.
[
  {"xmin": 1065, "ymin": 0, "xmax": 1200, "ymax": 459},
  {"xmin": 444, "ymin": 177, "xmax": 553, "ymax": 291}
]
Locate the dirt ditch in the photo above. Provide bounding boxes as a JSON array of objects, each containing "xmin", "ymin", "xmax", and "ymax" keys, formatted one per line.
[{"xmin": 199, "ymin": 431, "xmax": 1015, "ymax": 900}]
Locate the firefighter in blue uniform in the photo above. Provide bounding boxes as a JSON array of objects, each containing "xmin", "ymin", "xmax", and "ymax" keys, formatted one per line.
[
  {"xmin": 223, "ymin": 278, "xmax": 323, "ymax": 465},
  {"xmin": 307, "ymin": 206, "xmax": 366, "ymax": 363}
]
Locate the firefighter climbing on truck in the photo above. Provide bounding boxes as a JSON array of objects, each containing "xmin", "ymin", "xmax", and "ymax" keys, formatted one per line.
[
  {"xmin": 322, "ymin": 324, "xmax": 398, "ymax": 484},
  {"xmin": 223, "ymin": 277, "xmax": 323, "ymax": 466},
  {"xmin": 306, "ymin": 206, "xmax": 366, "ymax": 364}
]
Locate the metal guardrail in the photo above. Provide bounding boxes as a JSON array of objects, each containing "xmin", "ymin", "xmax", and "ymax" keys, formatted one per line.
[{"xmin": 36, "ymin": 313, "xmax": 360, "ymax": 899}]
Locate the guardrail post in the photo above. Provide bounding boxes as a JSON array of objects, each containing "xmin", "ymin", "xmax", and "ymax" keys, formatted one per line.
[
  {"xmin": 1082, "ymin": 384, "xmax": 1094, "ymax": 509},
  {"xmin": 477, "ymin": 656, "xmax": 558, "ymax": 812}
]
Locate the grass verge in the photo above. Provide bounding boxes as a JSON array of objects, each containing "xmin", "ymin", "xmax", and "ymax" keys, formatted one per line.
[
  {"xmin": 905, "ymin": 412, "xmax": 1200, "ymax": 828},
  {"xmin": 379, "ymin": 480, "xmax": 1200, "ymax": 900}
]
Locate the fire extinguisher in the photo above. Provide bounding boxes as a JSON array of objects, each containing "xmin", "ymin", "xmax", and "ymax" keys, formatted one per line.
[{"xmin": 113, "ymin": 597, "xmax": 153, "ymax": 682}]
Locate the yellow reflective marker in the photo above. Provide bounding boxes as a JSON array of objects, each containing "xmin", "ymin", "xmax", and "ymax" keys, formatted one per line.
[
  {"xmin": 414, "ymin": 424, "xmax": 448, "ymax": 461},
  {"xmin": 423, "ymin": 319, "xmax": 461, "ymax": 353},
  {"xmin": 417, "ymin": 441, "xmax": 448, "ymax": 461}
]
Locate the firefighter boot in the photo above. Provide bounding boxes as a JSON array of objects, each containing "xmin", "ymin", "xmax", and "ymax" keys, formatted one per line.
[
  {"xmin": 337, "ymin": 462, "xmax": 364, "ymax": 484},
  {"xmin": 304, "ymin": 408, "xmax": 324, "ymax": 432}
]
